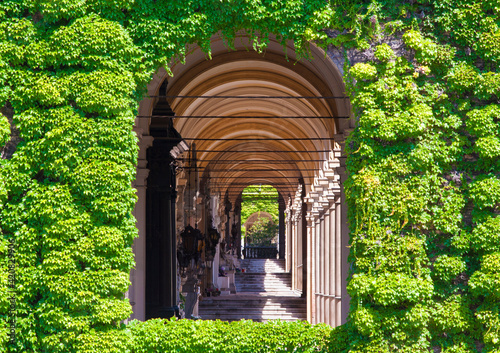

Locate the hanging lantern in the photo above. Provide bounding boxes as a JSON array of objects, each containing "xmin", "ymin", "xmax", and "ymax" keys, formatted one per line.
[
  {"xmin": 178, "ymin": 225, "xmax": 204, "ymax": 269},
  {"xmin": 205, "ymin": 226, "xmax": 220, "ymax": 262}
]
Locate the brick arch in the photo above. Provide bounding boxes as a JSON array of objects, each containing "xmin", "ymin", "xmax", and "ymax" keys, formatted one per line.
[{"xmin": 243, "ymin": 211, "xmax": 275, "ymax": 232}]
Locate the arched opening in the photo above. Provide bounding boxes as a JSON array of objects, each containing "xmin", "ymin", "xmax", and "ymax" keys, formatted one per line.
[
  {"xmin": 241, "ymin": 185, "xmax": 280, "ymax": 258},
  {"xmin": 132, "ymin": 33, "xmax": 353, "ymax": 325}
]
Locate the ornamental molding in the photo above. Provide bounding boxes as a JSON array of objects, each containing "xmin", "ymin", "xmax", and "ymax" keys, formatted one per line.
[{"xmin": 305, "ymin": 144, "xmax": 343, "ymax": 222}]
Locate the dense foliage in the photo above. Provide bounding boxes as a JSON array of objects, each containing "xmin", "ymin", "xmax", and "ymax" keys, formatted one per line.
[
  {"xmin": 129, "ymin": 318, "xmax": 334, "ymax": 352},
  {"xmin": 342, "ymin": 1, "xmax": 500, "ymax": 352},
  {"xmin": 0, "ymin": 2, "xmax": 333, "ymax": 352},
  {"xmin": 241, "ymin": 185, "xmax": 279, "ymax": 225},
  {"xmin": 0, "ymin": 0, "xmax": 499, "ymax": 352},
  {"xmin": 246, "ymin": 218, "xmax": 279, "ymax": 246}
]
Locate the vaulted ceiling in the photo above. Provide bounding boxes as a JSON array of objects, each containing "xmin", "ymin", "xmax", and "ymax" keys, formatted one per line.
[{"xmin": 143, "ymin": 34, "xmax": 350, "ymax": 204}]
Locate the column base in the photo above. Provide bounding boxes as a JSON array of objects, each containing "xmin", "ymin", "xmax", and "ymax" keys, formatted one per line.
[{"xmin": 156, "ymin": 305, "xmax": 180, "ymax": 319}]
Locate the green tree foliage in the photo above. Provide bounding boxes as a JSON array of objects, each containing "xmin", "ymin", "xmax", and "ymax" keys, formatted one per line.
[
  {"xmin": 0, "ymin": 2, "xmax": 334, "ymax": 352},
  {"xmin": 246, "ymin": 217, "xmax": 278, "ymax": 246}
]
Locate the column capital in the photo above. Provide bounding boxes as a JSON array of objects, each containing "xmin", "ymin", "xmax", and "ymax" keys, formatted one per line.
[
  {"xmin": 134, "ymin": 168, "xmax": 150, "ymax": 188},
  {"xmin": 336, "ymin": 167, "xmax": 348, "ymax": 183},
  {"xmin": 306, "ymin": 213, "xmax": 316, "ymax": 226},
  {"xmin": 136, "ymin": 130, "xmax": 154, "ymax": 162}
]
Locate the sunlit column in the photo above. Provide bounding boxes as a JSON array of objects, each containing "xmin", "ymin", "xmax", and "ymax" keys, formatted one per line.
[
  {"xmin": 292, "ymin": 217, "xmax": 297, "ymax": 290},
  {"xmin": 307, "ymin": 214, "xmax": 315, "ymax": 323},
  {"xmin": 335, "ymin": 199, "xmax": 342, "ymax": 325},
  {"xmin": 315, "ymin": 218, "xmax": 320, "ymax": 324},
  {"xmin": 285, "ymin": 207, "xmax": 292, "ymax": 272},
  {"xmin": 318, "ymin": 215, "xmax": 324, "ymax": 323},
  {"xmin": 324, "ymin": 210, "xmax": 330, "ymax": 326},
  {"xmin": 329, "ymin": 204, "xmax": 336, "ymax": 327}
]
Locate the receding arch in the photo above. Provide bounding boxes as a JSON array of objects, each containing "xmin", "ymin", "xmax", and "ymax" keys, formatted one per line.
[{"xmin": 133, "ymin": 32, "xmax": 353, "ymax": 326}]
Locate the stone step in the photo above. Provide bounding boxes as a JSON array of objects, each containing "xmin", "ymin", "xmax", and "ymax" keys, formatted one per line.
[
  {"xmin": 235, "ymin": 272, "xmax": 292, "ymax": 292},
  {"xmin": 236, "ymin": 281, "xmax": 292, "ymax": 286},
  {"xmin": 236, "ymin": 282, "xmax": 291, "ymax": 284},
  {"xmin": 199, "ymin": 297, "xmax": 307, "ymax": 322},
  {"xmin": 239, "ymin": 259, "xmax": 286, "ymax": 273},
  {"xmin": 234, "ymin": 289, "xmax": 294, "ymax": 293},
  {"xmin": 236, "ymin": 284, "xmax": 292, "ymax": 287},
  {"xmin": 201, "ymin": 307, "xmax": 305, "ymax": 311},
  {"xmin": 236, "ymin": 278, "xmax": 292, "ymax": 282},
  {"xmin": 236, "ymin": 272, "xmax": 290, "ymax": 277},
  {"xmin": 201, "ymin": 299, "xmax": 305, "ymax": 307},
  {"xmin": 200, "ymin": 313, "xmax": 306, "ymax": 319},
  {"xmin": 236, "ymin": 280, "xmax": 291, "ymax": 284},
  {"xmin": 201, "ymin": 314, "xmax": 307, "ymax": 320},
  {"xmin": 235, "ymin": 287, "xmax": 293, "ymax": 292},
  {"xmin": 236, "ymin": 278, "xmax": 290, "ymax": 281},
  {"xmin": 236, "ymin": 278, "xmax": 291, "ymax": 282},
  {"xmin": 198, "ymin": 259, "xmax": 304, "ymax": 322}
]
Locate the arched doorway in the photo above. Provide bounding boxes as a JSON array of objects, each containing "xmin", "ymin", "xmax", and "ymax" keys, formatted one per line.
[{"xmin": 132, "ymin": 33, "xmax": 353, "ymax": 326}]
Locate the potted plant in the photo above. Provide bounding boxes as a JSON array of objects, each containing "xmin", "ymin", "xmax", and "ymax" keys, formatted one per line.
[{"xmin": 205, "ymin": 284, "xmax": 221, "ymax": 297}]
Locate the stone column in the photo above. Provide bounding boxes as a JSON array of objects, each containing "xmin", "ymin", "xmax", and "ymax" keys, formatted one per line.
[
  {"xmin": 129, "ymin": 133, "xmax": 153, "ymax": 322},
  {"xmin": 324, "ymin": 210, "xmax": 330, "ymax": 325},
  {"xmin": 145, "ymin": 81, "xmax": 184, "ymax": 319},
  {"xmin": 306, "ymin": 214, "xmax": 315, "ymax": 323},
  {"xmin": 301, "ymin": 188, "xmax": 308, "ymax": 298},
  {"xmin": 314, "ymin": 218, "xmax": 320, "ymax": 324},
  {"xmin": 297, "ymin": 212, "xmax": 303, "ymax": 294},
  {"xmin": 234, "ymin": 196, "xmax": 242, "ymax": 259},
  {"xmin": 285, "ymin": 206, "xmax": 293, "ymax": 272},
  {"xmin": 145, "ymin": 138, "xmax": 180, "ymax": 319},
  {"xmin": 278, "ymin": 195, "xmax": 286, "ymax": 259},
  {"xmin": 329, "ymin": 204, "xmax": 336, "ymax": 327},
  {"xmin": 335, "ymin": 198, "xmax": 342, "ymax": 325},
  {"xmin": 292, "ymin": 216, "xmax": 297, "ymax": 290},
  {"xmin": 130, "ymin": 167, "xmax": 150, "ymax": 321},
  {"xmin": 224, "ymin": 198, "xmax": 232, "ymax": 249},
  {"xmin": 317, "ymin": 215, "xmax": 323, "ymax": 323}
]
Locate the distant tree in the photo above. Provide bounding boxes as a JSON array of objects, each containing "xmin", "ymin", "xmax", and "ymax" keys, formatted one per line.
[{"xmin": 246, "ymin": 217, "xmax": 278, "ymax": 246}]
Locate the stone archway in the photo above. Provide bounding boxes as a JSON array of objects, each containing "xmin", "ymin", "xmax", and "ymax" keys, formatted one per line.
[
  {"xmin": 244, "ymin": 211, "xmax": 275, "ymax": 235},
  {"xmin": 243, "ymin": 211, "xmax": 275, "ymax": 245},
  {"xmin": 132, "ymin": 33, "xmax": 353, "ymax": 326}
]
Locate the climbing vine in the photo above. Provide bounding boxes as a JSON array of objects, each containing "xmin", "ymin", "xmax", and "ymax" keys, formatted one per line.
[
  {"xmin": 343, "ymin": 1, "xmax": 500, "ymax": 352},
  {"xmin": 241, "ymin": 185, "xmax": 279, "ymax": 223},
  {"xmin": 0, "ymin": 0, "xmax": 499, "ymax": 352}
]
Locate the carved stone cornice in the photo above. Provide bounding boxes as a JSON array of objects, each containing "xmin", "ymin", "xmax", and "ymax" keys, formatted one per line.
[{"xmin": 304, "ymin": 144, "xmax": 344, "ymax": 221}]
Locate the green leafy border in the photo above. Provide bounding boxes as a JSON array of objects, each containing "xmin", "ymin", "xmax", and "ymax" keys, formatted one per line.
[{"xmin": 0, "ymin": 1, "xmax": 499, "ymax": 352}]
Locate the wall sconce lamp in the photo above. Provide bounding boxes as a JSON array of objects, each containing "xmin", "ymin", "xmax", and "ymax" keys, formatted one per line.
[{"xmin": 177, "ymin": 225, "xmax": 204, "ymax": 270}]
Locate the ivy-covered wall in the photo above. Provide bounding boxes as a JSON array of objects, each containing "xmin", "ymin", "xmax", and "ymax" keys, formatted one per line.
[
  {"xmin": 342, "ymin": 1, "xmax": 500, "ymax": 352},
  {"xmin": 0, "ymin": 0, "xmax": 499, "ymax": 352},
  {"xmin": 240, "ymin": 185, "xmax": 279, "ymax": 245},
  {"xmin": 241, "ymin": 185, "xmax": 279, "ymax": 224}
]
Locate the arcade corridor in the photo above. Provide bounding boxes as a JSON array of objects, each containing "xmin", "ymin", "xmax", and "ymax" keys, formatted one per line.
[{"xmin": 129, "ymin": 34, "xmax": 353, "ymax": 326}]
